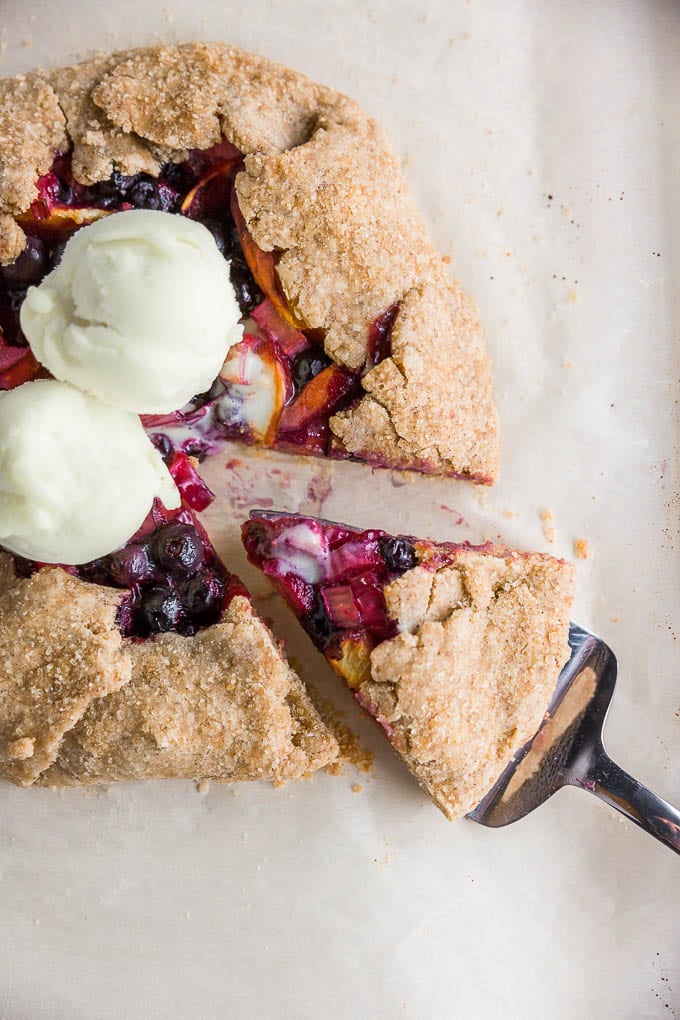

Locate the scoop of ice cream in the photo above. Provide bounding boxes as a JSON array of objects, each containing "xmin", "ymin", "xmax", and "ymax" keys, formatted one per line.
[
  {"xmin": 0, "ymin": 379, "xmax": 180, "ymax": 564},
  {"xmin": 20, "ymin": 210, "xmax": 242, "ymax": 414}
]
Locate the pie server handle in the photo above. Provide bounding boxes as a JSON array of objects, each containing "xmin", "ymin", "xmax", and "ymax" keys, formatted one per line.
[{"xmin": 566, "ymin": 742, "xmax": 680, "ymax": 855}]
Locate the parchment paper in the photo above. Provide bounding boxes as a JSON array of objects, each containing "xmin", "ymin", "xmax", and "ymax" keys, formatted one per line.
[{"xmin": 0, "ymin": 1, "xmax": 678, "ymax": 1017}]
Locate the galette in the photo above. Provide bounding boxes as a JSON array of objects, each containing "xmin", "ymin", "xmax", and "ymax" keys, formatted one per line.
[{"xmin": 0, "ymin": 43, "xmax": 571, "ymax": 809}]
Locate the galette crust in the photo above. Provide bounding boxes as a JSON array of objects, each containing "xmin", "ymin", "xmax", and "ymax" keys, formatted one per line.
[
  {"xmin": 0, "ymin": 554, "xmax": 129, "ymax": 785},
  {"xmin": 0, "ymin": 41, "xmax": 499, "ymax": 481},
  {"xmin": 0, "ymin": 557, "xmax": 337, "ymax": 788},
  {"xmin": 39, "ymin": 596, "xmax": 336, "ymax": 786},
  {"xmin": 330, "ymin": 279, "xmax": 499, "ymax": 479},
  {"xmin": 358, "ymin": 547, "xmax": 575, "ymax": 820}
]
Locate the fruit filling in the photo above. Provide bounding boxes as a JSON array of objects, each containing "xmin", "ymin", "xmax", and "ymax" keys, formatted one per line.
[
  {"xmin": 9, "ymin": 449, "xmax": 244, "ymax": 640},
  {"xmin": 2, "ymin": 141, "xmax": 398, "ymax": 461},
  {"xmin": 80, "ymin": 502, "xmax": 246, "ymax": 640},
  {"xmin": 242, "ymin": 513, "xmax": 426, "ymax": 687},
  {"xmin": 14, "ymin": 502, "xmax": 245, "ymax": 641},
  {"xmin": 0, "ymin": 141, "xmax": 400, "ymax": 639}
]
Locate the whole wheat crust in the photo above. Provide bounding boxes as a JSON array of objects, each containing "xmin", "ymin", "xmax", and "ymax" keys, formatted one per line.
[
  {"xmin": 352, "ymin": 544, "xmax": 575, "ymax": 820},
  {"xmin": 0, "ymin": 553, "xmax": 337, "ymax": 787},
  {"xmin": 0, "ymin": 41, "xmax": 499, "ymax": 481}
]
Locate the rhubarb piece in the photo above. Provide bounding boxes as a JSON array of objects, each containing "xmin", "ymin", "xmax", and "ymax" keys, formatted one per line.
[
  {"xmin": 251, "ymin": 298, "xmax": 309, "ymax": 358},
  {"xmin": 0, "ymin": 342, "xmax": 44, "ymax": 389},
  {"xmin": 243, "ymin": 512, "xmax": 575, "ymax": 820}
]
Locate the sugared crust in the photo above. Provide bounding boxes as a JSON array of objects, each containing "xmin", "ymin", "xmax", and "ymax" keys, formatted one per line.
[
  {"xmin": 39, "ymin": 596, "xmax": 336, "ymax": 786},
  {"xmin": 50, "ymin": 53, "xmax": 164, "ymax": 186},
  {"xmin": 0, "ymin": 559, "xmax": 337, "ymax": 787},
  {"xmin": 359, "ymin": 548, "xmax": 575, "ymax": 819},
  {"xmin": 0, "ymin": 74, "xmax": 66, "ymax": 219},
  {"xmin": 235, "ymin": 110, "xmax": 436, "ymax": 371},
  {"xmin": 330, "ymin": 280, "xmax": 499, "ymax": 480},
  {"xmin": 90, "ymin": 42, "xmax": 327, "ymax": 156},
  {"xmin": 0, "ymin": 553, "xmax": 129, "ymax": 785},
  {"xmin": 0, "ymin": 41, "xmax": 499, "ymax": 481},
  {"xmin": 0, "ymin": 213, "xmax": 27, "ymax": 264}
]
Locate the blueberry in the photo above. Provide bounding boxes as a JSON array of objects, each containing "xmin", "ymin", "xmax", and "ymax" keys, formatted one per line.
[
  {"xmin": 56, "ymin": 180, "xmax": 73, "ymax": 204},
  {"xmin": 127, "ymin": 179, "xmax": 164, "ymax": 210},
  {"xmin": 0, "ymin": 291, "xmax": 26, "ymax": 344},
  {"xmin": 5, "ymin": 288, "xmax": 27, "ymax": 312},
  {"xmin": 306, "ymin": 593, "xmax": 334, "ymax": 644},
  {"xmin": 292, "ymin": 350, "xmax": 331, "ymax": 392},
  {"xmin": 111, "ymin": 171, "xmax": 141, "ymax": 196},
  {"xmin": 229, "ymin": 257, "xmax": 262, "ymax": 314},
  {"xmin": 0, "ymin": 237, "xmax": 47, "ymax": 289},
  {"xmin": 181, "ymin": 437, "xmax": 210, "ymax": 461},
  {"xmin": 161, "ymin": 162, "xmax": 194, "ymax": 194},
  {"xmin": 140, "ymin": 585, "xmax": 185, "ymax": 633},
  {"xmin": 12, "ymin": 557, "xmax": 37, "ymax": 579},
  {"xmin": 222, "ymin": 221, "xmax": 243, "ymax": 257},
  {"xmin": 49, "ymin": 240, "xmax": 68, "ymax": 269},
  {"xmin": 151, "ymin": 523, "xmax": 205, "ymax": 576},
  {"xmin": 182, "ymin": 569, "xmax": 224, "ymax": 618},
  {"xmin": 109, "ymin": 543, "xmax": 154, "ymax": 587},
  {"xmin": 77, "ymin": 557, "xmax": 111, "ymax": 585},
  {"xmin": 83, "ymin": 172, "xmax": 140, "ymax": 207},
  {"xmin": 379, "ymin": 536, "xmax": 417, "ymax": 574},
  {"xmin": 187, "ymin": 376, "xmax": 224, "ymax": 414},
  {"xmin": 115, "ymin": 595, "xmax": 135, "ymax": 637},
  {"xmin": 126, "ymin": 178, "xmax": 179, "ymax": 213},
  {"xmin": 201, "ymin": 218, "xmax": 227, "ymax": 254},
  {"xmin": 91, "ymin": 193, "xmax": 120, "ymax": 210},
  {"xmin": 150, "ymin": 432, "xmax": 174, "ymax": 460}
]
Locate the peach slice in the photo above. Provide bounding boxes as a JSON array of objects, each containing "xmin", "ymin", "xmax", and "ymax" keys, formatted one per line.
[
  {"xmin": 328, "ymin": 633, "xmax": 374, "ymax": 689},
  {"xmin": 230, "ymin": 189, "xmax": 305, "ymax": 329},
  {"xmin": 218, "ymin": 333, "xmax": 292, "ymax": 444},
  {"xmin": 278, "ymin": 364, "xmax": 358, "ymax": 435},
  {"xmin": 17, "ymin": 204, "xmax": 111, "ymax": 239},
  {"xmin": 179, "ymin": 160, "xmax": 240, "ymax": 220}
]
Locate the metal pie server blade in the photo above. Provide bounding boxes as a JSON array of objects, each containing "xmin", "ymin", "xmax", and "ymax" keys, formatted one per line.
[{"xmin": 468, "ymin": 623, "xmax": 680, "ymax": 856}]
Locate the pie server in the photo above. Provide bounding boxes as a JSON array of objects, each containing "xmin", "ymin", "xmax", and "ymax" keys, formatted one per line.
[{"xmin": 468, "ymin": 623, "xmax": 680, "ymax": 855}]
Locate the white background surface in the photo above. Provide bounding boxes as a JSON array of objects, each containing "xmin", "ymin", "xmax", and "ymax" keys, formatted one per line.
[{"xmin": 1, "ymin": 1, "xmax": 679, "ymax": 1017}]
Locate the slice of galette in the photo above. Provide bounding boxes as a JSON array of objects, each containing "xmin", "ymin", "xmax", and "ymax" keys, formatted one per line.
[
  {"xmin": 0, "ymin": 41, "xmax": 499, "ymax": 481},
  {"xmin": 242, "ymin": 513, "xmax": 575, "ymax": 820},
  {"xmin": 0, "ymin": 489, "xmax": 337, "ymax": 788}
]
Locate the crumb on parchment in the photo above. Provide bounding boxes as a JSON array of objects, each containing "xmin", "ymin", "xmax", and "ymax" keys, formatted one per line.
[
  {"xmin": 540, "ymin": 509, "xmax": 556, "ymax": 544},
  {"xmin": 308, "ymin": 690, "xmax": 374, "ymax": 775},
  {"xmin": 573, "ymin": 538, "xmax": 590, "ymax": 560}
]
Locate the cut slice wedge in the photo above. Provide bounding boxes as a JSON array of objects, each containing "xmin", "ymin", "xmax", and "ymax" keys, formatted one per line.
[
  {"xmin": 242, "ymin": 511, "xmax": 575, "ymax": 820},
  {"xmin": 0, "ymin": 493, "xmax": 338, "ymax": 788}
]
